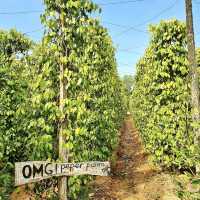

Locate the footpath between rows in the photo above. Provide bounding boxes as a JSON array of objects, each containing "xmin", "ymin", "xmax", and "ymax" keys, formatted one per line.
[{"xmin": 90, "ymin": 117, "xmax": 179, "ymax": 200}]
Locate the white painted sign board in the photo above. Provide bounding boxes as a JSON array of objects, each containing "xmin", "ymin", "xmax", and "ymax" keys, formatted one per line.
[{"xmin": 15, "ymin": 161, "xmax": 110, "ymax": 186}]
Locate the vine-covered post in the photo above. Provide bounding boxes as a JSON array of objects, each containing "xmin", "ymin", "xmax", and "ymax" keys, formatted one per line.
[
  {"xmin": 39, "ymin": 1, "xmax": 123, "ymax": 199},
  {"xmin": 58, "ymin": 2, "xmax": 68, "ymax": 199},
  {"xmin": 58, "ymin": 59, "xmax": 68, "ymax": 199}
]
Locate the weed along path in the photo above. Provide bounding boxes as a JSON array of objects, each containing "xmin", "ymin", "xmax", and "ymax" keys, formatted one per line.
[{"xmin": 90, "ymin": 117, "xmax": 179, "ymax": 200}]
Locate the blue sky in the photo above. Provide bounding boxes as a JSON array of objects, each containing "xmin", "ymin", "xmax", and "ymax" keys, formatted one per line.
[{"xmin": 1, "ymin": 0, "xmax": 200, "ymax": 76}]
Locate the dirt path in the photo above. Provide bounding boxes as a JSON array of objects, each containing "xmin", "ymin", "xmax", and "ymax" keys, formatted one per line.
[{"xmin": 90, "ymin": 117, "xmax": 179, "ymax": 200}]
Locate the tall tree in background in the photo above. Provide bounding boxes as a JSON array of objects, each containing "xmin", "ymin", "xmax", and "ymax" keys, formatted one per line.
[
  {"xmin": 122, "ymin": 75, "xmax": 134, "ymax": 111},
  {"xmin": 122, "ymin": 75, "xmax": 134, "ymax": 94},
  {"xmin": 185, "ymin": 0, "xmax": 200, "ymax": 171}
]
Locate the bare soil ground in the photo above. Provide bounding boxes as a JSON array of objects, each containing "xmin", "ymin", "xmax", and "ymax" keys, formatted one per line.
[{"xmin": 89, "ymin": 117, "xmax": 179, "ymax": 200}]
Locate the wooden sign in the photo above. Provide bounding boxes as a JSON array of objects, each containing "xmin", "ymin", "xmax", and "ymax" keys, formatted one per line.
[{"xmin": 15, "ymin": 161, "xmax": 110, "ymax": 186}]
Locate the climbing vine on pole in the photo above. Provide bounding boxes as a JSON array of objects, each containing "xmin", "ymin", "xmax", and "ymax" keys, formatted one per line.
[{"xmin": 131, "ymin": 20, "xmax": 198, "ymax": 169}]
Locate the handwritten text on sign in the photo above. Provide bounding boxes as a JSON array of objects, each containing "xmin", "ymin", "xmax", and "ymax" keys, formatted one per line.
[{"xmin": 15, "ymin": 161, "xmax": 110, "ymax": 186}]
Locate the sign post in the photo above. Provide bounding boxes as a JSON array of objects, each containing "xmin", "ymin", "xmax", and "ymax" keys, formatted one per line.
[{"xmin": 15, "ymin": 161, "xmax": 110, "ymax": 186}]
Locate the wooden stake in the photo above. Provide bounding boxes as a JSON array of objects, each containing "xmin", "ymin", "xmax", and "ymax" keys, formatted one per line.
[
  {"xmin": 185, "ymin": 0, "xmax": 200, "ymax": 172},
  {"xmin": 58, "ymin": 61, "xmax": 68, "ymax": 199},
  {"xmin": 58, "ymin": 4, "xmax": 68, "ymax": 198}
]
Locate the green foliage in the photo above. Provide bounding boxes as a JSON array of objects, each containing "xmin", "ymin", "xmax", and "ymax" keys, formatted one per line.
[
  {"xmin": 176, "ymin": 173, "xmax": 200, "ymax": 200},
  {"xmin": 38, "ymin": 1, "xmax": 127, "ymax": 198},
  {"xmin": 197, "ymin": 49, "xmax": 200, "ymax": 78},
  {"xmin": 197, "ymin": 48, "xmax": 200, "ymax": 68},
  {"xmin": 0, "ymin": 29, "xmax": 33, "ymax": 199},
  {"xmin": 0, "ymin": 1, "xmax": 127, "ymax": 199},
  {"xmin": 131, "ymin": 19, "xmax": 197, "ymax": 169},
  {"xmin": 0, "ymin": 165, "xmax": 13, "ymax": 199}
]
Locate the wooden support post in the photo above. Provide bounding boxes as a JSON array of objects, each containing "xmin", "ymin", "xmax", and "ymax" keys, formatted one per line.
[
  {"xmin": 185, "ymin": 0, "xmax": 200, "ymax": 172},
  {"xmin": 58, "ymin": 61, "xmax": 68, "ymax": 199},
  {"xmin": 58, "ymin": 1, "xmax": 69, "ymax": 198}
]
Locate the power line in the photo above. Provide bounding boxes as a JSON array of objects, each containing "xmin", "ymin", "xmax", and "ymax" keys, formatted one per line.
[
  {"xmin": 194, "ymin": 0, "xmax": 200, "ymax": 4},
  {"xmin": 117, "ymin": 48, "xmax": 142, "ymax": 55},
  {"xmin": 99, "ymin": 0, "xmax": 144, "ymax": 6},
  {"xmin": 118, "ymin": 61, "xmax": 134, "ymax": 67},
  {"xmin": 23, "ymin": 28, "xmax": 44, "ymax": 35},
  {"xmin": 0, "ymin": 10, "xmax": 42, "ymax": 15},
  {"xmin": 103, "ymin": 21, "xmax": 148, "ymax": 34},
  {"xmin": 114, "ymin": 0, "xmax": 178, "ymax": 37},
  {"xmin": 0, "ymin": 0, "xmax": 145, "ymax": 15}
]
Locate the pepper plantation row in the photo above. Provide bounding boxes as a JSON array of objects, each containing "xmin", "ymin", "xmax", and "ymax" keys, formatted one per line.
[
  {"xmin": 0, "ymin": 1, "xmax": 128, "ymax": 199},
  {"xmin": 131, "ymin": 19, "xmax": 200, "ymax": 170}
]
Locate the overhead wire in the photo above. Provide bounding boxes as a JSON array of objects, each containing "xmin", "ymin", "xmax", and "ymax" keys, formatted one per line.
[
  {"xmin": 118, "ymin": 62, "xmax": 135, "ymax": 75},
  {"xmin": 103, "ymin": 21, "xmax": 148, "ymax": 34},
  {"xmin": 0, "ymin": 0, "xmax": 179, "ymax": 59},
  {"xmin": 194, "ymin": 0, "xmax": 200, "ymax": 4},
  {"xmin": 99, "ymin": 0, "xmax": 144, "ymax": 6},
  {"xmin": 0, "ymin": 10, "xmax": 42, "ymax": 15},
  {"xmin": 114, "ymin": 0, "xmax": 178, "ymax": 37},
  {"xmin": 0, "ymin": 0, "xmax": 146, "ymax": 15},
  {"xmin": 117, "ymin": 48, "xmax": 142, "ymax": 55},
  {"xmin": 102, "ymin": 21, "xmax": 147, "ymax": 52},
  {"xmin": 23, "ymin": 28, "xmax": 44, "ymax": 35},
  {"xmin": 118, "ymin": 62, "xmax": 134, "ymax": 69},
  {"xmin": 0, "ymin": 1, "xmax": 144, "ymax": 15}
]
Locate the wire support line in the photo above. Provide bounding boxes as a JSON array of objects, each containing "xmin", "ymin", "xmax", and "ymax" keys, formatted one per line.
[
  {"xmin": 117, "ymin": 49, "xmax": 142, "ymax": 55},
  {"xmin": 103, "ymin": 21, "xmax": 148, "ymax": 34},
  {"xmin": 99, "ymin": 0, "xmax": 144, "ymax": 6},
  {"xmin": 194, "ymin": 0, "xmax": 200, "ymax": 4},
  {"xmin": 118, "ymin": 61, "xmax": 134, "ymax": 66},
  {"xmin": 23, "ymin": 28, "xmax": 44, "ymax": 35},
  {"xmin": 0, "ymin": 0, "xmax": 144, "ymax": 15},
  {"xmin": 0, "ymin": 0, "xmax": 145, "ymax": 15},
  {"xmin": 114, "ymin": 0, "xmax": 178, "ymax": 37},
  {"xmin": 0, "ymin": 10, "xmax": 42, "ymax": 15}
]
